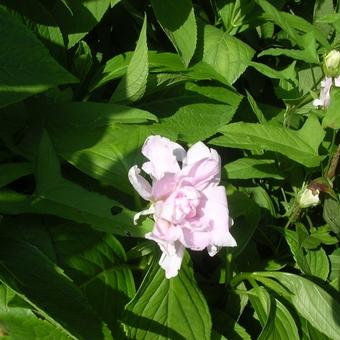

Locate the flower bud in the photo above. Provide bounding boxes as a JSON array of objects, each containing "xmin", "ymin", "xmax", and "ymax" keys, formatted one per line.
[
  {"xmin": 323, "ymin": 50, "xmax": 340, "ymax": 77},
  {"xmin": 298, "ymin": 187, "xmax": 320, "ymax": 209}
]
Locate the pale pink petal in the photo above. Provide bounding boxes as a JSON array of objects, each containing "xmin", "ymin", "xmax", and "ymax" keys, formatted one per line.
[
  {"xmin": 158, "ymin": 242, "xmax": 185, "ymax": 279},
  {"xmin": 151, "ymin": 173, "xmax": 177, "ymax": 201},
  {"xmin": 202, "ymin": 186, "xmax": 237, "ymax": 252},
  {"xmin": 133, "ymin": 205, "xmax": 155, "ymax": 225},
  {"xmin": 141, "ymin": 135, "xmax": 186, "ymax": 180},
  {"xmin": 180, "ymin": 227, "xmax": 211, "ymax": 250},
  {"xmin": 146, "ymin": 218, "xmax": 182, "ymax": 244},
  {"xmin": 180, "ymin": 142, "xmax": 221, "ymax": 190},
  {"xmin": 180, "ymin": 158, "xmax": 220, "ymax": 191},
  {"xmin": 314, "ymin": 76, "xmax": 333, "ymax": 108},
  {"xmin": 183, "ymin": 142, "xmax": 218, "ymax": 166},
  {"xmin": 128, "ymin": 166, "xmax": 152, "ymax": 201}
]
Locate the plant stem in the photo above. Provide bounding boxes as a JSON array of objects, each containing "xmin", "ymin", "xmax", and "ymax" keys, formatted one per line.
[{"xmin": 326, "ymin": 143, "xmax": 340, "ymax": 179}]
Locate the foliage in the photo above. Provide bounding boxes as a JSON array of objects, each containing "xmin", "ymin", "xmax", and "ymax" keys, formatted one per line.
[{"xmin": 0, "ymin": 0, "xmax": 339, "ymax": 339}]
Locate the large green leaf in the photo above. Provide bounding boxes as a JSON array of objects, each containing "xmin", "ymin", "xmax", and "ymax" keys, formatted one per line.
[
  {"xmin": 228, "ymin": 191, "xmax": 261, "ymax": 258},
  {"xmin": 258, "ymin": 32, "xmax": 319, "ymax": 64},
  {"xmin": 224, "ymin": 158, "xmax": 284, "ymax": 180},
  {"xmin": 35, "ymin": 131, "xmax": 152, "ymax": 237},
  {"xmin": 323, "ymin": 87, "xmax": 340, "ymax": 129},
  {"xmin": 252, "ymin": 271, "xmax": 340, "ymax": 339},
  {"xmin": 249, "ymin": 286, "xmax": 299, "ymax": 340},
  {"xmin": 45, "ymin": 101, "xmax": 157, "ymax": 126},
  {"xmin": 151, "ymin": 0, "xmax": 197, "ymax": 67},
  {"xmin": 0, "ymin": 216, "xmax": 135, "ymax": 337},
  {"xmin": 0, "ymin": 285, "xmax": 71, "ymax": 339},
  {"xmin": 329, "ymin": 248, "xmax": 340, "ymax": 282},
  {"xmin": 47, "ymin": 222, "xmax": 135, "ymax": 337},
  {"xmin": 0, "ymin": 0, "xmax": 65, "ymax": 60},
  {"xmin": 283, "ymin": 227, "xmax": 329, "ymax": 280},
  {"xmin": 0, "ymin": 237, "xmax": 110, "ymax": 339},
  {"xmin": 143, "ymin": 82, "xmax": 242, "ymax": 143},
  {"xmin": 111, "ymin": 16, "xmax": 148, "ymax": 103},
  {"xmin": 0, "ymin": 163, "xmax": 32, "ymax": 188},
  {"xmin": 47, "ymin": 118, "xmax": 152, "ymax": 195},
  {"xmin": 123, "ymin": 255, "xmax": 212, "ymax": 339},
  {"xmin": 47, "ymin": 0, "xmax": 111, "ymax": 48},
  {"xmin": 0, "ymin": 131, "xmax": 153, "ymax": 238},
  {"xmin": 256, "ymin": 0, "xmax": 329, "ymax": 48},
  {"xmin": 203, "ymin": 25, "xmax": 254, "ymax": 84},
  {"xmin": 0, "ymin": 8, "xmax": 76, "ymax": 108},
  {"xmin": 211, "ymin": 115, "xmax": 325, "ymax": 167}
]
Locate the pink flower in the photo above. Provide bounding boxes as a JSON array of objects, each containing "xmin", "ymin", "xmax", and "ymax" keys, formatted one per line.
[
  {"xmin": 128, "ymin": 135, "xmax": 237, "ymax": 279},
  {"xmin": 313, "ymin": 76, "xmax": 340, "ymax": 108}
]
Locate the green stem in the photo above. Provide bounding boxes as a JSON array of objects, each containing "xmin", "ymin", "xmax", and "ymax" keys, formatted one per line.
[{"xmin": 230, "ymin": 272, "xmax": 250, "ymax": 288}]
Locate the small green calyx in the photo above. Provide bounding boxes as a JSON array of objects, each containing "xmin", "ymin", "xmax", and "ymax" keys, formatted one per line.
[{"xmin": 323, "ymin": 50, "xmax": 340, "ymax": 77}]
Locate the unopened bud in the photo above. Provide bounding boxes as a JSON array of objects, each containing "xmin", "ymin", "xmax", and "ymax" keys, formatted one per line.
[
  {"xmin": 298, "ymin": 188, "xmax": 320, "ymax": 208},
  {"xmin": 324, "ymin": 50, "xmax": 340, "ymax": 77}
]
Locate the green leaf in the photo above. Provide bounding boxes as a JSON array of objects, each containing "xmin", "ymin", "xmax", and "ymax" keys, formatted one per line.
[
  {"xmin": 0, "ymin": 8, "xmax": 76, "ymax": 108},
  {"xmin": 249, "ymin": 286, "xmax": 300, "ymax": 340},
  {"xmin": 45, "ymin": 101, "xmax": 157, "ymax": 126},
  {"xmin": 211, "ymin": 115, "xmax": 325, "ymax": 167},
  {"xmin": 34, "ymin": 131, "xmax": 152, "ymax": 237},
  {"xmin": 90, "ymin": 51, "xmax": 185, "ymax": 92},
  {"xmin": 0, "ymin": 285, "xmax": 71, "ymax": 339},
  {"xmin": 212, "ymin": 310, "xmax": 251, "ymax": 340},
  {"xmin": 323, "ymin": 87, "xmax": 340, "ymax": 129},
  {"xmin": 0, "ymin": 131, "xmax": 153, "ymax": 238},
  {"xmin": 47, "ymin": 120, "xmax": 151, "ymax": 195},
  {"xmin": 323, "ymin": 197, "xmax": 340, "ymax": 236},
  {"xmin": 151, "ymin": 0, "xmax": 197, "ymax": 67},
  {"xmin": 256, "ymin": 0, "xmax": 329, "ymax": 48},
  {"xmin": 123, "ymin": 255, "xmax": 212, "ymax": 339},
  {"xmin": 111, "ymin": 16, "xmax": 148, "ymax": 103},
  {"xmin": 0, "ymin": 237, "xmax": 110, "ymax": 340},
  {"xmin": 0, "ymin": 216, "xmax": 134, "ymax": 337},
  {"xmin": 252, "ymin": 271, "xmax": 340, "ymax": 339},
  {"xmin": 154, "ymin": 83, "xmax": 242, "ymax": 143},
  {"xmin": 49, "ymin": 0, "xmax": 111, "ymax": 48},
  {"xmin": 283, "ymin": 226, "xmax": 329, "ymax": 280},
  {"xmin": 246, "ymin": 90, "xmax": 267, "ymax": 124},
  {"xmin": 250, "ymin": 61, "xmax": 297, "ymax": 81},
  {"xmin": 0, "ymin": 163, "xmax": 32, "ymax": 188},
  {"xmin": 224, "ymin": 158, "xmax": 284, "ymax": 180},
  {"xmin": 216, "ymin": 0, "xmax": 256, "ymax": 35},
  {"xmin": 203, "ymin": 25, "xmax": 254, "ymax": 84},
  {"xmin": 228, "ymin": 191, "xmax": 261, "ymax": 258},
  {"xmin": 329, "ymin": 249, "xmax": 340, "ymax": 281},
  {"xmin": 47, "ymin": 222, "xmax": 135, "ymax": 337},
  {"xmin": 258, "ymin": 32, "xmax": 319, "ymax": 64},
  {"xmin": 1, "ymin": 0, "xmax": 66, "ymax": 60}
]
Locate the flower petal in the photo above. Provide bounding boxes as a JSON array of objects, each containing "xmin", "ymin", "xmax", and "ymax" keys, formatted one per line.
[
  {"xmin": 180, "ymin": 142, "xmax": 221, "ymax": 190},
  {"xmin": 180, "ymin": 227, "xmax": 212, "ymax": 250},
  {"xmin": 314, "ymin": 76, "xmax": 333, "ymax": 108},
  {"xmin": 141, "ymin": 135, "xmax": 186, "ymax": 180},
  {"xmin": 128, "ymin": 165, "xmax": 152, "ymax": 201},
  {"xmin": 151, "ymin": 173, "xmax": 177, "ymax": 201},
  {"xmin": 159, "ymin": 242, "xmax": 185, "ymax": 279},
  {"xmin": 202, "ymin": 186, "xmax": 237, "ymax": 253},
  {"xmin": 183, "ymin": 141, "xmax": 219, "ymax": 166},
  {"xmin": 133, "ymin": 205, "xmax": 155, "ymax": 225}
]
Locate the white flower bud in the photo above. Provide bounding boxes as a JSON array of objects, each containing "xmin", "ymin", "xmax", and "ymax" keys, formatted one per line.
[
  {"xmin": 298, "ymin": 188, "xmax": 320, "ymax": 208},
  {"xmin": 324, "ymin": 50, "xmax": 340, "ymax": 77}
]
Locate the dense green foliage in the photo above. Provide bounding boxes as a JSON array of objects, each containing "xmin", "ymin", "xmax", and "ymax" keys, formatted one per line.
[{"xmin": 0, "ymin": 0, "xmax": 339, "ymax": 339}]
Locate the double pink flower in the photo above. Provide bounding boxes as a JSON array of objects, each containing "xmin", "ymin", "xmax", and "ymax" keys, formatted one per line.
[{"xmin": 128, "ymin": 135, "xmax": 236, "ymax": 278}]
